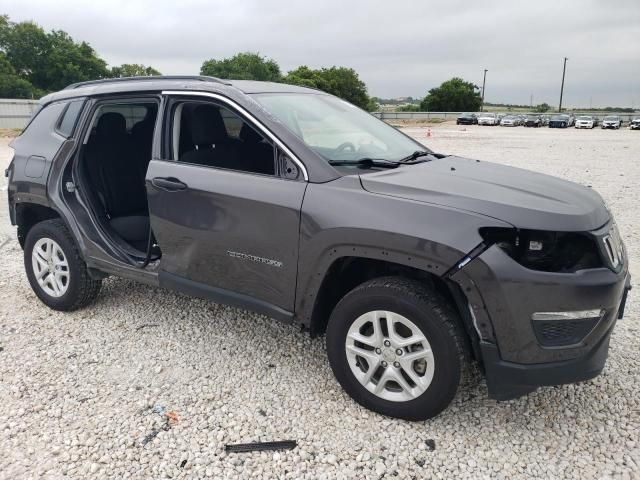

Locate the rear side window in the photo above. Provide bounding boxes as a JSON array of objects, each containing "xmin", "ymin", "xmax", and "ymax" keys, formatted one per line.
[{"xmin": 56, "ymin": 99, "xmax": 85, "ymax": 138}]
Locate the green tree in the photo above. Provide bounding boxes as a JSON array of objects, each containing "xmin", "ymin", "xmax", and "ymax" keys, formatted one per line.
[
  {"xmin": 36, "ymin": 30, "xmax": 109, "ymax": 90},
  {"xmin": 0, "ymin": 16, "xmax": 109, "ymax": 92},
  {"xmin": 284, "ymin": 66, "xmax": 374, "ymax": 110},
  {"xmin": 0, "ymin": 19, "xmax": 49, "ymax": 79},
  {"xmin": 397, "ymin": 104, "xmax": 421, "ymax": 112},
  {"xmin": 366, "ymin": 97, "xmax": 379, "ymax": 112},
  {"xmin": 534, "ymin": 102, "xmax": 551, "ymax": 113},
  {"xmin": 283, "ymin": 65, "xmax": 328, "ymax": 90},
  {"xmin": 200, "ymin": 52, "xmax": 281, "ymax": 81},
  {"xmin": 0, "ymin": 51, "xmax": 41, "ymax": 98},
  {"xmin": 419, "ymin": 77, "xmax": 481, "ymax": 112},
  {"xmin": 110, "ymin": 63, "xmax": 161, "ymax": 77}
]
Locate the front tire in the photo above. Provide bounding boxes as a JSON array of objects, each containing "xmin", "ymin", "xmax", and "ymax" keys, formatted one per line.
[
  {"xmin": 24, "ymin": 219, "xmax": 101, "ymax": 311},
  {"xmin": 326, "ymin": 277, "xmax": 467, "ymax": 421}
]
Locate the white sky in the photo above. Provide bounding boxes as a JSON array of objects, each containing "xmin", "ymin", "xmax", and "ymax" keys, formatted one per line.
[{"xmin": 3, "ymin": 0, "xmax": 640, "ymax": 107}]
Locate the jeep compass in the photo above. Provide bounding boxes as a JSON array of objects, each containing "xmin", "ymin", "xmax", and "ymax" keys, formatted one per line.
[{"xmin": 6, "ymin": 76, "xmax": 631, "ymax": 420}]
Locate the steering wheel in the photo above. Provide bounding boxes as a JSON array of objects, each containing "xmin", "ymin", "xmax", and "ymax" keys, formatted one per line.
[{"xmin": 335, "ymin": 142, "xmax": 356, "ymax": 153}]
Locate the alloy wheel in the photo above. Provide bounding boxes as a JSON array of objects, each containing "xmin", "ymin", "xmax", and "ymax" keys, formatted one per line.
[
  {"xmin": 31, "ymin": 237, "xmax": 70, "ymax": 298},
  {"xmin": 345, "ymin": 310, "xmax": 435, "ymax": 402}
]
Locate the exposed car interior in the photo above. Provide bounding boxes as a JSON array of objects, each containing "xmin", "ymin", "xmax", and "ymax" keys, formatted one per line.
[
  {"xmin": 172, "ymin": 102, "xmax": 275, "ymax": 175},
  {"xmin": 78, "ymin": 102, "xmax": 158, "ymax": 254},
  {"xmin": 77, "ymin": 100, "xmax": 277, "ymax": 260}
]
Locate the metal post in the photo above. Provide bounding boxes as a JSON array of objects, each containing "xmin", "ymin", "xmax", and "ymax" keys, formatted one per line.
[
  {"xmin": 559, "ymin": 57, "xmax": 568, "ymax": 112},
  {"xmin": 481, "ymin": 69, "xmax": 488, "ymax": 112}
]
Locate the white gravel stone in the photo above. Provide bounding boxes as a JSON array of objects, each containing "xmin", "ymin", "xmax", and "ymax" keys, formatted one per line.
[{"xmin": 1, "ymin": 126, "xmax": 639, "ymax": 479}]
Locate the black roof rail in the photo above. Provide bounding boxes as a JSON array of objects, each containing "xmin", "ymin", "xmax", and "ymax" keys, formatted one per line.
[{"xmin": 64, "ymin": 75, "xmax": 231, "ymax": 90}]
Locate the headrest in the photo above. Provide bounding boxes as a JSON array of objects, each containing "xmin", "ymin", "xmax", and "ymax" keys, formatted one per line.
[
  {"xmin": 96, "ymin": 112, "xmax": 127, "ymax": 140},
  {"xmin": 239, "ymin": 123, "xmax": 262, "ymax": 144},
  {"xmin": 190, "ymin": 105, "xmax": 228, "ymax": 146}
]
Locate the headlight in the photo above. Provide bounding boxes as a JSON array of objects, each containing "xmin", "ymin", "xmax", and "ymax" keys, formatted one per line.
[{"xmin": 479, "ymin": 227, "xmax": 603, "ymax": 273}]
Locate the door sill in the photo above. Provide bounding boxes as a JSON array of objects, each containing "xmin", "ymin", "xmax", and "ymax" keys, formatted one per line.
[
  {"xmin": 87, "ymin": 256, "xmax": 160, "ymax": 286},
  {"xmin": 159, "ymin": 271, "xmax": 294, "ymax": 324}
]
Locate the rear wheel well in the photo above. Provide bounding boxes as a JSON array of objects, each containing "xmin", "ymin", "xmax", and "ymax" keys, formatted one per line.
[
  {"xmin": 15, "ymin": 203, "xmax": 60, "ymax": 248},
  {"xmin": 309, "ymin": 257, "xmax": 478, "ymax": 358}
]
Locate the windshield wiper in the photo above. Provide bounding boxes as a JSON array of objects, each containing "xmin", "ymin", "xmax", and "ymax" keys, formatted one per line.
[
  {"xmin": 328, "ymin": 158, "xmax": 399, "ymax": 169},
  {"xmin": 397, "ymin": 150, "xmax": 433, "ymax": 163}
]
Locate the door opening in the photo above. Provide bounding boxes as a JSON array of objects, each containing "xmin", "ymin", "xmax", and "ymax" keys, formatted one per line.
[{"xmin": 76, "ymin": 100, "xmax": 161, "ymax": 263}]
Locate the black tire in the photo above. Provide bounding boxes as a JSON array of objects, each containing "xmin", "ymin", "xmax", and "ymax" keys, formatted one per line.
[
  {"xmin": 24, "ymin": 219, "xmax": 101, "ymax": 311},
  {"xmin": 326, "ymin": 276, "xmax": 468, "ymax": 421}
]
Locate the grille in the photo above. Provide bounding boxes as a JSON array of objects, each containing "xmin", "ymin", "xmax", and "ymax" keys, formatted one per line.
[{"xmin": 532, "ymin": 318, "xmax": 599, "ymax": 347}]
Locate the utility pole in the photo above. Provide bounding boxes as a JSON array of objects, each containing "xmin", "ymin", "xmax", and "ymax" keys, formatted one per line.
[
  {"xmin": 481, "ymin": 69, "xmax": 488, "ymax": 111},
  {"xmin": 558, "ymin": 57, "xmax": 568, "ymax": 112}
]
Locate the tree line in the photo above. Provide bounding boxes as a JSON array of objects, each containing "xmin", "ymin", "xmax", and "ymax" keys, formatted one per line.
[
  {"xmin": 0, "ymin": 15, "xmax": 160, "ymax": 98},
  {"xmin": 1, "ymin": 12, "xmax": 493, "ymax": 113},
  {"xmin": 200, "ymin": 52, "xmax": 376, "ymax": 110}
]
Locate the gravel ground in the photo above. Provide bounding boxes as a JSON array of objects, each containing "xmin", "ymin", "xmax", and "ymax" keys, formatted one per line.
[{"xmin": 1, "ymin": 125, "xmax": 638, "ymax": 479}]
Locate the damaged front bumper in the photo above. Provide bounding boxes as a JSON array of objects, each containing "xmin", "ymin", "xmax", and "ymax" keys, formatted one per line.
[{"xmin": 450, "ymin": 226, "xmax": 631, "ymax": 400}]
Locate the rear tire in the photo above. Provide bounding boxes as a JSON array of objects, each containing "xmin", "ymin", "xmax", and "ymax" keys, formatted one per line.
[
  {"xmin": 326, "ymin": 277, "xmax": 467, "ymax": 421},
  {"xmin": 24, "ymin": 219, "xmax": 101, "ymax": 311}
]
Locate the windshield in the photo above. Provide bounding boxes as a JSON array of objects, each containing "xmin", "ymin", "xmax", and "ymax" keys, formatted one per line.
[
  {"xmin": 604, "ymin": 116, "xmax": 618, "ymax": 121},
  {"xmin": 480, "ymin": 113, "xmax": 496, "ymax": 118},
  {"xmin": 578, "ymin": 116, "xmax": 592, "ymax": 120},
  {"xmin": 253, "ymin": 93, "xmax": 425, "ymax": 162}
]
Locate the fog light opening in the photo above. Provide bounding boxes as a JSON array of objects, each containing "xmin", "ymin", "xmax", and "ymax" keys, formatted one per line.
[{"xmin": 531, "ymin": 309, "xmax": 605, "ymax": 347}]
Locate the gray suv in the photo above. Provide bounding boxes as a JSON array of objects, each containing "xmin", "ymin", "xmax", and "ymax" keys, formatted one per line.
[{"xmin": 6, "ymin": 76, "xmax": 631, "ymax": 420}]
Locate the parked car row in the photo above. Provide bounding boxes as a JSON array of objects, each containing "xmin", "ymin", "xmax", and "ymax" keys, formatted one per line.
[{"xmin": 457, "ymin": 112, "xmax": 639, "ymax": 130}]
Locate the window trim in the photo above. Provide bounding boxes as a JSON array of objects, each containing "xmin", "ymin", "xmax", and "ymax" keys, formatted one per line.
[{"xmin": 162, "ymin": 90, "xmax": 308, "ymax": 181}]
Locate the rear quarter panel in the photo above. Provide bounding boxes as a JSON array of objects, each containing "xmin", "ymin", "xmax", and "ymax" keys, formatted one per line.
[{"xmin": 8, "ymin": 102, "xmax": 68, "ymax": 216}]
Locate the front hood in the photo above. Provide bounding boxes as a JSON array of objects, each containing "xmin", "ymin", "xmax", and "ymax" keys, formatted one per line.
[{"xmin": 360, "ymin": 156, "xmax": 609, "ymax": 231}]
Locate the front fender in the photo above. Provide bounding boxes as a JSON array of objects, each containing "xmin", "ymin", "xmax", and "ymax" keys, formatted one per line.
[{"xmin": 294, "ymin": 176, "xmax": 512, "ymax": 327}]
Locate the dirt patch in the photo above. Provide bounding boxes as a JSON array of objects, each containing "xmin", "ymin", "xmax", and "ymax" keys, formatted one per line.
[{"xmin": 0, "ymin": 129, "xmax": 20, "ymax": 138}]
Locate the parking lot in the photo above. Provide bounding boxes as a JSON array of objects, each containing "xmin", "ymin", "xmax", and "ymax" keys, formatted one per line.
[{"xmin": 1, "ymin": 125, "xmax": 638, "ymax": 479}]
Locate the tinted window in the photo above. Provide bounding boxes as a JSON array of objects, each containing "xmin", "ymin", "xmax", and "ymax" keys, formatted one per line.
[{"xmin": 56, "ymin": 99, "xmax": 85, "ymax": 137}]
